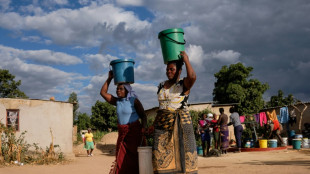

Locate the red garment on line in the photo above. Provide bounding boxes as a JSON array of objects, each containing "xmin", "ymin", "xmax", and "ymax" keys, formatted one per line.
[{"xmin": 115, "ymin": 120, "xmax": 142, "ymax": 174}]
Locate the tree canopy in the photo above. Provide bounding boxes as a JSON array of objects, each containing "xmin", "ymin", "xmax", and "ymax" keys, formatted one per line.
[
  {"xmin": 266, "ymin": 90, "xmax": 299, "ymax": 107},
  {"xmin": 0, "ymin": 69, "xmax": 28, "ymax": 98},
  {"xmin": 68, "ymin": 92, "xmax": 79, "ymax": 123},
  {"xmin": 213, "ymin": 63, "xmax": 269, "ymax": 115},
  {"xmin": 90, "ymin": 100, "xmax": 117, "ymax": 131},
  {"xmin": 76, "ymin": 112, "xmax": 91, "ymax": 132}
]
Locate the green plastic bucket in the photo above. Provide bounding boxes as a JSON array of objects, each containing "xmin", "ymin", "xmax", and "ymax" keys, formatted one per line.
[
  {"xmin": 158, "ymin": 28, "xmax": 186, "ymax": 64},
  {"xmin": 110, "ymin": 59, "xmax": 135, "ymax": 85},
  {"xmin": 292, "ymin": 139, "xmax": 301, "ymax": 150},
  {"xmin": 197, "ymin": 146, "xmax": 203, "ymax": 155}
]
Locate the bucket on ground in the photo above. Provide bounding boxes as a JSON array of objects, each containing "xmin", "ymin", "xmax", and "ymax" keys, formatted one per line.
[
  {"xmin": 158, "ymin": 28, "xmax": 186, "ymax": 64},
  {"xmin": 259, "ymin": 139, "xmax": 267, "ymax": 148},
  {"xmin": 302, "ymin": 138, "xmax": 309, "ymax": 148},
  {"xmin": 282, "ymin": 137, "xmax": 288, "ymax": 146},
  {"xmin": 295, "ymin": 134, "xmax": 303, "ymax": 139},
  {"xmin": 110, "ymin": 59, "xmax": 135, "ymax": 85},
  {"xmin": 137, "ymin": 146, "xmax": 153, "ymax": 174},
  {"xmin": 268, "ymin": 139, "xmax": 277, "ymax": 148},
  {"xmin": 197, "ymin": 146, "xmax": 203, "ymax": 155},
  {"xmin": 244, "ymin": 141, "xmax": 251, "ymax": 148},
  {"xmin": 292, "ymin": 139, "xmax": 301, "ymax": 150}
]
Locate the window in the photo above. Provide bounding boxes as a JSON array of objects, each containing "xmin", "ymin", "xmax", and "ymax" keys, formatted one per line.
[{"xmin": 6, "ymin": 109, "xmax": 19, "ymax": 131}]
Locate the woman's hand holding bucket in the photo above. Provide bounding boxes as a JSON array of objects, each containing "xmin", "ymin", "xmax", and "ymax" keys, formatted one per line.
[
  {"xmin": 108, "ymin": 70, "xmax": 114, "ymax": 80},
  {"xmin": 179, "ymin": 51, "xmax": 189, "ymax": 63}
]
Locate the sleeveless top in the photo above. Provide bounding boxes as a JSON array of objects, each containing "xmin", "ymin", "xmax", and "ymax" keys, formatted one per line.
[
  {"xmin": 157, "ymin": 79, "xmax": 189, "ymax": 111},
  {"xmin": 116, "ymin": 97, "xmax": 139, "ymax": 125}
]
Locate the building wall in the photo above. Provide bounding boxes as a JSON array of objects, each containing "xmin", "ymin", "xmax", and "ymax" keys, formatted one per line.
[{"xmin": 0, "ymin": 98, "xmax": 73, "ymax": 156}]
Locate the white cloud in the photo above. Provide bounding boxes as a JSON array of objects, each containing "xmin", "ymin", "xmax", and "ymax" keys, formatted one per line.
[
  {"xmin": 186, "ymin": 44, "xmax": 204, "ymax": 67},
  {"xmin": 0, "ymin": 4, "xmax": 151, "ymax": 46},
  {"xmin": 0, "ymin": 45, "xmax": 82, "ymax": 65},
  {"xmin": 85, "ymin": 53, "xmax": 118, "ymax": 73},
  {"xmin": 0, "ymin": 0, "xmax": 11, "ymax": 12},
  {"xmin": 116, "ymin": 0, "xmax": 143, "ymax": 6},
  {"xmin": 0, "ymin": 56, "xmax": 86, "ymax": 100},
  {"xmin": 209, "ymin": 50, "xmax": 241, "ymax": 63}
]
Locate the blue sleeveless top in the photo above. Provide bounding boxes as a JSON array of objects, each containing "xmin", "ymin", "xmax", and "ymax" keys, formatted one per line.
[{"xmin": 116, "ymin": 97, "xmax": 139, "ymax": 125}]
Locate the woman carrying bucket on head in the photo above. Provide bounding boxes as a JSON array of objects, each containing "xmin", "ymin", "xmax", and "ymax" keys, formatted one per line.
[
  {"xmin": 100, "ymin": 70, "xmax": 147, "ymax": 174},
  {"xmin": 152, "ymin": 50, "xmax": 198, "ymax": 173}
]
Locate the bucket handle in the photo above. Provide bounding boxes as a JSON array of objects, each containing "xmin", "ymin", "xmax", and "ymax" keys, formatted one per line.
[{"xmin": 159, "ymin": 32, "xmax": 186, "ymax": 45}]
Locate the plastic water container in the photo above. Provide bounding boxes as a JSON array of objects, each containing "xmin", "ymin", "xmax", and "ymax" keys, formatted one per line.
[
  {"xmin": 245, "ymin": 141, "xmax": 251, "ymax": 148},
  {"xmin": 259, "ymin": 139, "xmax": 267, "ymax": 148},
  {"xmin": 302, "ymin": 138, "xmax": 309, "ymax": 148},
  {"xmin": 282, "ymin": 137, "xmax": 288, "ymax": 146},
  {"xmin": 197, "ymin": 146, "xmax": 203, "ymax": 155},
  {"xmin": 268, "ymin": 139, "xmax": 277, "ymax": 148},
  {"xmin": 295, "ymin": 134, "xmax": 303, "ymax": 139},
  {"xmin": 137, "ymin": 146, "xmax": 153, "ymax": 174},
  {"xmin": 158, "ymin": 28, "xmax": 186, "ymax": 64},
  {"xmin": 292, "ymin": 139, "xmax": 301, "ymax": 150},
  {"xmin": 110, "ymin": 59, "xmax": 135, "ymax": 85}
]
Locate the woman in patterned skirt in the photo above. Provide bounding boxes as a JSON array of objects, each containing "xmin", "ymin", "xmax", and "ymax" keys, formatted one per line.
[{"xmin": 153, "ymin": 51, "xmax": 197, "ymax": 174}]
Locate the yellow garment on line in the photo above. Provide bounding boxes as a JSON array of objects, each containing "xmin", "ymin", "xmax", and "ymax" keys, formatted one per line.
[{"xmin": 267, "ymin": 109, "xmax": 278, "ymax": 121}]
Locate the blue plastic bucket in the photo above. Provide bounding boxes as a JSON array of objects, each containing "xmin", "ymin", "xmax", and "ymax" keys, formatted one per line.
[
  {"xmin": 268, "ymin": 139, "xmax": 277, "ymax": 148},
  {"xmin": 292, "ymin": 139, "xmax": 301, "ymax": 150},
  {"xmin": 110, "ymin": 59, "xmax": 135, "ymax": 85},
  {"xmin": 197, "ymin": 146, "xmax": 203, "ymax": 155}
]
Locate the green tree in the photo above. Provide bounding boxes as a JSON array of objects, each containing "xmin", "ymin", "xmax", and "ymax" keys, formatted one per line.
[
  {"xmin": 68, "ymin": 92, "xmax": 79, "ymax": 123},
  {"xmin": 213, "ymin": 63, "xmax": 269, "ymax": 115},
  {"xmin": 0, "ymin": 69, "xmax": 28, "ymax": 98},
  {"xmin": 90, "ymin": 100, "xmax": 117, "ymax": 131},
  {"xmin": 76, "ymin": 112, "xmax": 91, "ymax": 132},
  {"xmin": 266, "ymin": 90, "xmax": 299, "ymax": 107}
]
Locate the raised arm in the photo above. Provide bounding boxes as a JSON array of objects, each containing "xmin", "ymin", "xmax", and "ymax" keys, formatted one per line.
[
  {"xmin": 180, "ymin": 51, "xmax": 196, "ymax": 94},
  {"xmin": 100, "ymin": 71, "xmax": 117, "ymax": 105}
]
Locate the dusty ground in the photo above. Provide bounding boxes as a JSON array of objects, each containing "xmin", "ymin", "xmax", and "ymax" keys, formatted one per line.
[{"xmin": 1, "ymin": 132, "xmax": 310, "ymax": 174}]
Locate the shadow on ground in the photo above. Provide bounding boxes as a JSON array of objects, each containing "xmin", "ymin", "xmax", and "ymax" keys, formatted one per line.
[
  {"xmin": 240, "ymin": 160, "xmax": 310, "ymax": 166},
  {"xmin": 96, "ymin": 143, "xmax": 116, "ymax": 156}
]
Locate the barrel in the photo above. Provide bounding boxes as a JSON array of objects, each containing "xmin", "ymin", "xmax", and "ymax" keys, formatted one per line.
[
  {"xmin": 137, "ymin": 146, "xmax": 153, "ymax": 174},
  {"xmin": 292, "ymin": 139, "xmax": 302, "ymax": 150},
  {"xmin": 282, "ymin": 137, "xmax": 288, "ymax": 146},
  {"xmin": 259, "ymin": 139, "xmax": 267, "ymax": 148},
  {"xmin": 302, "ymin": 138, "xmax": 309, "ymax": 148},
  {"xmin": 110, "ymin": 59, "xmax": 135, "ymax": 85},
  {"xmin": 268, "ymin": 139, "xmax": 277, "ymax": 148},
  {"xmin": 158, "ymin": 28, "xmax": 185, "ymax": 64},
  {"xmin": 197, "ymin": 146, "xmax": 203, "ymax": 155}
]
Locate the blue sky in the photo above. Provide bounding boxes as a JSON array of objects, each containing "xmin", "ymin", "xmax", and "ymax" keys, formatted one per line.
[{"xmin": 1, "ymin": 0, "xmax": 310, "ymax": 114}]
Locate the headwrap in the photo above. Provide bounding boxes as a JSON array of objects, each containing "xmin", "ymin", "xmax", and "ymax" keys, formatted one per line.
[{"xmin": 123, "ymin": 84, "xmax": 138, "ymax": 100}]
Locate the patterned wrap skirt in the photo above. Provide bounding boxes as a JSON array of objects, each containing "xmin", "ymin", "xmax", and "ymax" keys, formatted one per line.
[
  {"xmin": 153, "ymin": 109, "xmax": 198, "ymax": 174},
  {"xmin": 220, "ymin": 125, "xmax": 229, "ymax": 150}
]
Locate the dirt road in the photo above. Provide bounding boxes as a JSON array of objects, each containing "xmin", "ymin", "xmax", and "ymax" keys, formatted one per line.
[{"xmin": 1, "ymin": 147, "xmax": 310, "ymax": 174}]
